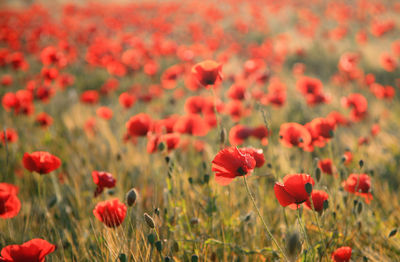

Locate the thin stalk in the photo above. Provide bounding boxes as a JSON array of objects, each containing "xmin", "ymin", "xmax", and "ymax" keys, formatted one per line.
[
  {"xmin": 297, "ymin": 207, "xmax": 312, "ymax": 249},
  {"xmin": 309, "ymin": 197, "xmax": 328, "ymax": 259},
  {"xmin": 243, "ymin": 176, "xmax": 289, "ymax": 261}
]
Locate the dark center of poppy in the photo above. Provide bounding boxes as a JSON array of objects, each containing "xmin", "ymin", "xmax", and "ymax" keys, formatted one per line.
[{"xmin": 237, "ymin": 167, "xmax": 247, "ymax": 176}]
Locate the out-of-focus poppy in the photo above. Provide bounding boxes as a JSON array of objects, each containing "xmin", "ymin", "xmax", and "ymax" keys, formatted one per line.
[{"xmin": 22, "ymin": 151, "xmax": 61, "ymax": 174}]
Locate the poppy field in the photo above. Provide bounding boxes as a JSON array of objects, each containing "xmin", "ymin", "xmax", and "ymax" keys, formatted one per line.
[{"xmin": 1, "ymin": 0, "xmax": 400, "ymax": 261}]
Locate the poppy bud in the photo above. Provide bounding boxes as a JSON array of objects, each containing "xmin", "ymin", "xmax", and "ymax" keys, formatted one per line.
[
  {"xmin": 172, "ymin": 241, "xmax": 179, "ymax": 252},
  {"xmin": 285, "ymin": 231, "xmax": 302, "ymax": 259},
  {"xmin": 220, "ymin": 127, "xmax": 226, "ymax": 145},
  {"xmin": 315, "ymin": 167, "xmax": 321, "ymax": 182},
  {"xmin": 305, "ymin": 183, "xmax": 313, "ymax": 195},
  {"xmin": 144, "ymin": 213, "xmax": 155, "ymax": 228},
  {"xmin": 126, "ymin": 188, "xmax": 138, "ymax": 207},
  {"xmin": 155, "ymin": 240, "xmax": 162, "ymax": 252},
  {"xmin": 359, "ymin": 160, "xmax": 364, "ymax": 168},
  {"xmin": 147, "ymin": 233, "xmax": 155, "ymax": 245},
  {"xmin": 191, "ymin": 254, "xmax": 199, "ymax": 262},
  {"xmin": 388, "ymin": 228, "xmax": 397, "ymax": 238}
]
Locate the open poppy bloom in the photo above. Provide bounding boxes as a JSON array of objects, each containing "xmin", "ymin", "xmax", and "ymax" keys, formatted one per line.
[
  {"xmin": 211, "ymin": 147, "xmax": 256, "ymax": 185},
  {"xmin": 342, "ymin": 174, "xmax": 372, "ymax": 203},
  {"xmin": 0, "ymin": 238, "xmax": 56, "ymax": 262},
  {"xmin": 279, "ymin": 123, "xmax": 311, "ymax": 150},
  {"xmin": 191, "ymin": 60, "xmax": 223, "ymax": 88},
  {"xmin": 274, "ymin": 174, "xmax": 315, "ymax": 208},
  {"xmin": 318, "ymin": 158, "xmax": 335, "ymax": 175},
  {"xmin": 96, "ymin": 106, "xmax": 113, "ymax": 120},
  {"xmin": 0, "ymin": 183, "xmax": 21, "ymax": 219},
  {"xmin": 173, "ymin": 114, "xmax": 209, "ymax": 136},
  {"xmin": 93, "ymin": 198, "xmax": 127, "ymax": 228},
  {"xmin": 304, "ymin": 190, "xmax": 329, "ymax": 213},
  {"xmin": 147, "ymin": 133, "xmax": 180, "ymax": 153},
  {"xmin": 125, "ymin": 113, "xmax": 153, "ymax": 137},
  {"xmin": 331, "ymin": 246, "xmax": 352, "ymax": 262},
  {"xmin": 22, "ymin": 151, "xmax": 61, "ymax": 174},
  {"xmin": 0, "ymin": 128, "xmax": 18, "ymax": 144},
  {"xmin": 92, "ymin": 171, "xmax": 116, "ymax": 197}
]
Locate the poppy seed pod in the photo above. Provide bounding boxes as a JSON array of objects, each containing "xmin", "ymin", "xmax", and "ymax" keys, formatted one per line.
[
  {"xmin": 126, "ymin": 188, "xmax": 138, "ymax": 206},
  {"xmin": 144, "ymin": 213, "xmax": 155, "ymax": 228}
]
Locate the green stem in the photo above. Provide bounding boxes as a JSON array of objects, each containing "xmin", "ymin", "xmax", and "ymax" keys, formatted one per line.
[
  {"xmin": 309, "ymin": 196, "xmax": 328, "ymax": 259},
  {"xmin": 297, "ymin": 207, "xmax": 312, "ymax": 249},
  {"xmin": 243, "ymin": 176, "xmax": 289, "ymax": 261}
]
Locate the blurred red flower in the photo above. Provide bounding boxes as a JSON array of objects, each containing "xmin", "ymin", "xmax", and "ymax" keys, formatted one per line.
[
  {"xmin": 191, "ymin": 60, "xmax": 222, "ymax": 88},
  {"xmin": 0, "ymin": 128, "xmax": 18, "ymax": 144},
  {"xmin": 92, "ymin": 171, "xmax": 116, "ymax": 197},
  {"xmin": 22, "ymin": 151, "xmax": 61, "ymax": 174},
  {"xmin": 93, "ymin": 198, "xmax": 127, "ymax": 228},
  {"xmin": 331, "ymin": 246, "xmax": 352, "ymax": 262},
  {"xmin": 342, "ymin": 174, "xmax": 372, "ymax": 203},
  {"xmin": 0, "ymin": 183, "xmax": 21, "ymax": 219},
  {"xmin": 126, "ymin": 113, "xmax": 153, "ymax": 137},
  {"xmin": 0, "ymin": 238, "xmax": 56, "ymax": 262}
]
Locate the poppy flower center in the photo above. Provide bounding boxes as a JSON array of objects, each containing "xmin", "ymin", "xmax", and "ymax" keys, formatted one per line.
[{"xmin": 237, "ymin": 167, "xmax": 247, "ymax": 176}]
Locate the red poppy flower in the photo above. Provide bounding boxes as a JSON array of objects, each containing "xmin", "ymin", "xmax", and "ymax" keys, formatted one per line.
[
  {"xmin": 118, "ymin": 92, "xmax": 136, "ymax": 109},
  {"xmin": 0, "ymin": 238, "xmax": 56, "ymax": 262},
  {"xmin": 147, "ymin": 133, "xmax": 180, "ymax": 153},
  {"xmin": 1, "ymin": 75, "xmax": 12, "ymax": 86},
  {"xmin": 0, "ymin": 128, "xmax": 18, "ymax": 144},
  {"xmin": 173, "ymin": 114, "xmax": 209, "ymax": 136},
  {"xmin": 84, "ymin": 117, "xmax": 97, "ymax": 137},
  {"xmin": 100, "ymin": 78, "xmax": 119, "ymax": 95},
  {"xmin": 371, "ymin": 124, "xmax": 380, "ymax": 136},
  {"xmin": 331, "ymin": 246, "xmax": 352, "ymax": 262},
  {"xmin": 342, "ymin": 174, "xmax": 372, "ymax": 203},
  {"xmin": 380, "ymin": 53, "xmax": 397, "ymax": 72},
  {"xmin": 274, "ymin": 174, "xmax": 315, "ymax": 207},
  {"xmin": 261, "ymin": 78, "xmax": 287, "ymax": 107},
  {"xmin": 161, "ymin": 64, "xmax": 183, "ymax": 89},
  {"xmin": 343, "ymin": 151, "xmax": 353, "ymax": 165},
  {"xmin": 96, "ymin": 106, "xmax": 113, "ymax": 120},
  {"xmin": 0, "ymin": 183, "xmax": 21, "ymax": 219},
  {"xmin": 279, "ymin": 123, "xmax": 311, "ymax": 150},
  {"xmin": 184, "ymin": 96, "xmax": 205, "ymax": 114},
  {"xmin": 228, "ymin": 125, "xmax": 253, "ymax": 146},
  {"xmin": 80, "ymin": 90, "xmax": 99, "ymax": 105},
  {"xmin": 304, "ymin": 117, "xmax": 336, "ymax": 150},
  {"xmin": 225, "ymin": 100, "xmax": 249, "ymax": 122},
  {"xmin": 341, "ymin": 93, "xmax": 368, "ymax": 122},
  {"xmin": 191, "ymin": 60, "xmax": 223, "ymax": 88},
  {"xmin": 22, "ymin": 151, "xmax": 61, "ymax": 174},
  {"xmin": 211, "ymin": 147, "xmax": 256, "ymax": 185},
  {"xmin": 338, "ymin": 52, "xmax": 359, "ymax": 74},
  {"xmin": 327, "ymin": 111, "xmax": 349, "ymax": 126},
  {"xmin": 92, "ymin": 171, "xmax": 116, "ymax": 197},
  {"xmin": 241, "ymin": 147, "xmax": 265, "ymax": 168},
  {"xmin": 35, "ymin": 113, "xmax": 53, "ymax": 128},
  {"xmin": 304, "ymin": 190, "xmax": 329, "ymax": 213},
  {"xmin": 93, "ymin": 198, "xmax": 127, "ymax": 228},
  {"xmin": 125, "ymin": 113, "xmax": 153, "ymax": 137},
  {"xmin": 153, "ymin": 115, "xmax": 179, "ymax": 134},
  {"xmin": 318, "ymin": 159, "xmax": 335, "ymax": 175},
  {"xmin": 296, "ymin": 76, "xmax": 323, "ymax": 95},
  {"xmin": 227, "ymin": 84, "xmax": 247, "ymax": 100}
]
